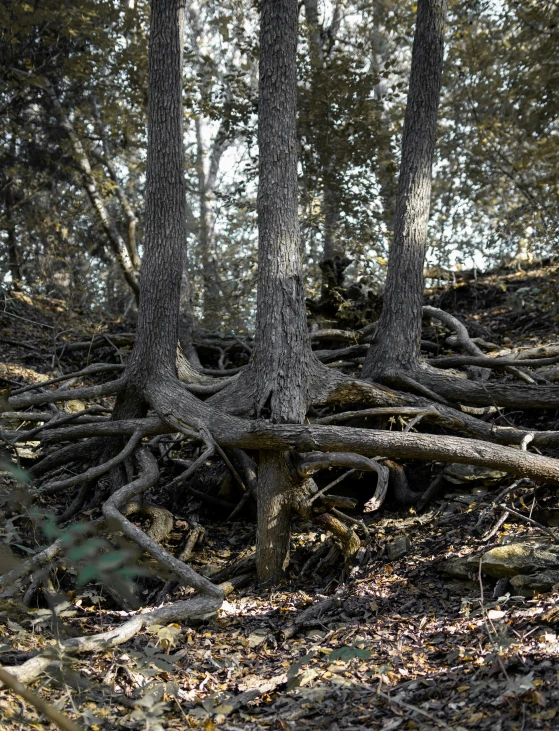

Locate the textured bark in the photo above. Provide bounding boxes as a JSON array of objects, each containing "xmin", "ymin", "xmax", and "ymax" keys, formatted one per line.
[
  {"xmin": 124, "ymin": 0, "xmax": 187, "ymax": 396},
  {"xmin": 250, "ymin": 0, "xmax": 311, "ymax": 584},
  {"xmin": 363, "ymin": 0, "xmax": 448, "ymax": 380}
]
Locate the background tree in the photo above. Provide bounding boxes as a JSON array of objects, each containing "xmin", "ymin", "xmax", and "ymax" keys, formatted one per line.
[{"xmin": 363, "ymin": 0, "xmax": 448, "ymax": 382}]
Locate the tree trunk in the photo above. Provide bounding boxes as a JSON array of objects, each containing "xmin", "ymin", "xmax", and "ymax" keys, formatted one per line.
[
  {"xmin": 362, "ymin": 0, "xmax": 448, "ymax": 381},
  {"xmin": 121, "ymin": 0, "xmax": 187, "ymax": 402},
  {"xmin": 4, "ymin": 180, "xmax": 23, "ymax": 289},
  {"xmin": 303, "ymin": 0, "xmax": 343, "ymax": 268},
  {"xmin": 252, "ymin": 0, "xmax": 310, "ymax": 585},
  {"xmin": 195, "ymin": 117, "xmax": 222, "ymax": 330}
]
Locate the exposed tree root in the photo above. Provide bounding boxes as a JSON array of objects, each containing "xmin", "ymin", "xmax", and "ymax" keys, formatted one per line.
[
  {"xmin": 103, "ymin": 448, "xmax": 223, "ymax": 598},
  {"xmin": 42, "ymin": 429, "xmax": 145, "ymax": 494}
]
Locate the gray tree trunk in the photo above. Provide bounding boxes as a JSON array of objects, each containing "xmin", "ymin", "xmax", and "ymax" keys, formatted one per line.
[
  {"xmin": 4, "ymin": 179, "xmax": 23, "ymax": 289},
  {"xmin": 123, "ymin": 0, "xmax": 187, "ymax": 400},
  {"xmin": 252, "ymin": 0, "xmax": 311, "ymax": 585},
  {"xmin": 303, "ymin": 0, "xmax": 342, "ymax": 264},
  {"xmin": 362, "ymin": 0, "xmax": 448, "ymax": 381}
]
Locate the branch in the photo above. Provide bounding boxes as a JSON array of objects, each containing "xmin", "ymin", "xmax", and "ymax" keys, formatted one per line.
[
  {"xmin": 0, "ymin": 520, "xmax": 103, "ymax": 589},
  {"xmin": 11, "ymin": 364, "xmax": 124, "ymax": 396},
  {"xmin": 5, "ymin": 376, "xmax": 126, "ymax": 411},
  {"xmin": 42, "ymin": 429, "xmax": 145, "ymax": 494},
  {"xmin": 423, "ymin": 305, "xmax": 533, "ymax": 383},
  {"xmin": 0, "ymin": 668, "xmax": 82, "ymax": 731},
  {"xmin": 2, "ymin": 593, "xmax": 222, "ymax": 684}
]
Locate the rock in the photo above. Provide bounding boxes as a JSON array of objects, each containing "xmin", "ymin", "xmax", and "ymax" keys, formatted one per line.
[
  {"xmin": 386, "ymin": 535, "xmax": 410, "ymax": 561},
  {"xmin": 481, "ymin": 542, "xmax": 559, "ymax": 579},
  {"xmin": 510, "ymin": 570, "xmax": 559, "ymax": 594},
  {"xmin": 440, "ymin": 556, "xmax": 479, "ymax": 579}
]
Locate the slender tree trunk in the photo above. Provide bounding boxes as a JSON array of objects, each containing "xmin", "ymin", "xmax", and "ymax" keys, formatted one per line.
[
  {"xmin": 122, "ymin": 0, "xmax": 187, "ymax": 402},
  {"xmin": 252, "ymin": 0, "xmax": 311, "ymax": 585},
  {"xmin": 4, "ymin": 181, "xmax": 23, "ymax": 289},
  {"xmin": 362, "ymin": 0, "xmax": 448, "ymax": 381},
  {"xmin": 304, "ymin": 0, "xmax": 342, "ymax": 266},
  {"xmin": 195, "ymin": 118, "xmax": 221, "ymax": 330},
  {"xmin": 42, "ymin": 79, "xmax": 140, "ymax": 300}
]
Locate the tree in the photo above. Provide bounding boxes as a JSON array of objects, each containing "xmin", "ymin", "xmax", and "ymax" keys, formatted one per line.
[
  {"xmin": 363, "ymin": 0, "xmax": 449, "ymax": 382},
  {"xmin": 8, "ymin": 0, "xmax": 559, "ymax": 686}
]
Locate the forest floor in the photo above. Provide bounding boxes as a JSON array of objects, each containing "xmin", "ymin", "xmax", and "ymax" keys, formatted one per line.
[{"xmin": 1, "ymin": 263, "xmax": 559, "ymax": 731}]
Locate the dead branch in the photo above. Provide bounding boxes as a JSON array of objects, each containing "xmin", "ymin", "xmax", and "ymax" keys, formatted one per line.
[
  {"xmin": 314, "ymin": 406, "xmax": 440, "ymax": 425},
  {"xmin": 429, "ymin": 354, "xmax": 559, "ymax": 369},
  {"xmin": 312, "ymin": 513, "xmax": 360, "ymax": 562},
  {"xmin": 3, "ymin": 407, "xmax": 109, "ymax": 445},
  {"xmin": 0, "ymin": 519, "xmax": 103, "ymax": 590},
  {"xmin": 2, "ymin": 593, "xmax": 222, "ymax": 684},
  {"xmin": 56, "ymin": 333, "xmax": 135, "ymax": 356},
  {"xmin": 499, "ymin": 504, "xmax": 559, "ymax": 543},
  {"xmin": 423, "ymin": 305, "xmax": 533, "ymax": 384},
  {"xmin": 11, "ymin": 364, "xmax": 125, "ymax": 396},
  {"xmin": 0, "ymin": 667, "xmax": 82, "ymax": 731},
  {"xmin": 294, "ymin": 451, "xmax": 390, "ymax": 512},
  {"xmin": 42, "ymin": 429, "xmax": 145, "ymax": 494},
  {"xmin": 30, "ymin": 439, "xmax": 105, "ymax": 479},
  {"xmin": 5, "ymin": 376, "xmax": 126, "ymax": 411},
  {"xmin": 282, "ymin": 596, "xmax": 342, "ymax": 639}
]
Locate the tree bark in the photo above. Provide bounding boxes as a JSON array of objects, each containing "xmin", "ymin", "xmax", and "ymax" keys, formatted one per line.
[
  {"xmin": 118, "ymin": 0, "xmax": 187, "ymax": 408},
  {"xmin": 303, "ymin": 0, "xmax": 342, "ymax": 265},
  {"xmin": 363, "ymin": 0, "xmax": 448, "ymax": 380},
  {"xmin": 251, "ymin": 0, "xmax": 310, "ymax": 585}
]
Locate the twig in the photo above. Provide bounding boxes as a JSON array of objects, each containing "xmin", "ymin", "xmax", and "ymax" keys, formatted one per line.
[
  {"xmin": 499, "ymin": 504, "xmax": 559, "ymax": 543},
  {"xmin": 377, "ymin": 689, "xmax": 455, "ymax": 731},
  {"xmin": 309, "ymin": 469, "xmax": 357, "ymax": 504},
  {"xmin": 0, "ymin": 667, "xmax": 82, "ymax": 731},
  {"xmin": 481, "ymin": 510, "xmax": 510, "ymax": 542}
]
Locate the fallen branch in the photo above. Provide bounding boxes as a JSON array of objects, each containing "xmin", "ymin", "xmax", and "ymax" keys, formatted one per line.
[
  {"xmin": 42, "ymin": 429, "xmax": 145, "ymax": 494},
  {"xmin": 282, "ymin": 596, "xmax": 342, "ymax": 639},
  {"xmin": 0, "ymin": 519, "xmax": 103, "ymax": 589},
  {"xmin": 498, "ymin": 504, "xmax": 559, "ymax": 543},
  {"xmin": 11, "ymin": 364, "xmax": 125, "ymax": 396},
  {"xmin": 423, "ymin": 305, "xmax": 533, "ymax": 383},
  {"xmin": 5, "ymin": 376, "xmax": 126, "ymax": 411},
  {"xmin": 1, "ymin": 593, "xmax": 222, "ymax": 684},
  {"xmin": 0, "ymin": 667, "xmax": 82, "ymax": 731}
]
